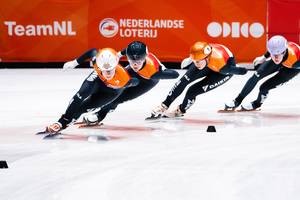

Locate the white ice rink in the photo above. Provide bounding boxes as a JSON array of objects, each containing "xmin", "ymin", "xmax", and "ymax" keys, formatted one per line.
[{"xmin": 1, "ymin": 68, "xmax": 300, "ymax": 200}]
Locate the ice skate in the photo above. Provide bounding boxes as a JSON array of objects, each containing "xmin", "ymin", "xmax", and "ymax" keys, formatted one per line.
[
  {"xmin": 82, "ymin": 113, "xmax": 101, "ymax": 126},
  {"xmin": 145, "ymin": 103, "xmax": 168, "ymax": 120},
  {"xmin": 238, "ymin": 102, "xmax": 261, "ymax": 112},
  {"xmin": 43, "ymin": 132, "xmax": 64, "ymax": 139},
  {"xmin": 218, "ymin": 100, "xmax": 240, "ymax": 112},
  {"xmin": 164, "ymin": 106, "xmax": 184, "ymax": 118}
]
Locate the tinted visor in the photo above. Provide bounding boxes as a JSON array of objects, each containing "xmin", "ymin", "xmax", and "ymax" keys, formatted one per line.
[{"xmin": 127, "ymin": 53, "xmax": 146, "ymax": 61}]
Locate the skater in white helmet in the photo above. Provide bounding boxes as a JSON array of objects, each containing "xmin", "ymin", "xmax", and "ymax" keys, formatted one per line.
[
  {"xmin": 224, "ymin": 35, "xmax": 300, "ymax": 111},
  {"xmin": 40, "ymin": 48, "xmax": 139, "ymax": 135},
  {"xmin": 82, "ymin": 41, "xmax": 179, "ymax": 125}
]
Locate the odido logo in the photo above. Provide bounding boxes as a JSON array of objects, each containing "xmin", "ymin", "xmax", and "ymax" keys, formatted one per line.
[
  {"xmin": 207, "ymin": 22, "xmax": 264, "ymax": 38},
  {"xmin": 99, "ymin": 18, "xmax": 119, "ymax": 38}
]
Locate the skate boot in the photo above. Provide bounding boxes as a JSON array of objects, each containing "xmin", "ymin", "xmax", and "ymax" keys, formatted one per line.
[
  {"xmin": 146, "ymin": 103, "xmax": 168, "ymax": 120},
  {"xmin": 240, "ymin": 102, "xmax": 261, "ymax": 111},
  {"xmin": 82, "ymin": 113, "xmax": 101, "ymax": 126},
  {"xmin": 165, "ymin": 106, "xmax": 184, "ymax": 118},
  {"xmin": 223, "ymin": 99, "xmax": 241, "ymax": 111}
]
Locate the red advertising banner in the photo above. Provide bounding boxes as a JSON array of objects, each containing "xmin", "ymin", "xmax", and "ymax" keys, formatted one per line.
[
  {"xmin": 0, "ymin": 0, "xmax": 267, "ymax": 63},
  {"xmin": 0, "ymin": 0, "xmax": 89, "ymax": 62},
  {"xmin": 89, "ymin": 0, "xmax": 267, "ymax": 62},
  {"xmin": 268, "ymin": 0, "xmax": 300, "ymax": 43}
]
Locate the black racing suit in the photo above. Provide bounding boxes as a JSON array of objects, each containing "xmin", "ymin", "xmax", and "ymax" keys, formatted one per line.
[
  {"xmin": 57, "ymin": 48, "xmax": 139, "ymax": 128},
  {"xmin": 233, "ymin": 51, "xmax": 300, "ymax": 109},
  {"xmin": 93, "ymin": 60, "xmax": 179, "ymax": 122},
  {"xmin": 162, "ymin": 57, "xmax": 247, "ymax": 113}
]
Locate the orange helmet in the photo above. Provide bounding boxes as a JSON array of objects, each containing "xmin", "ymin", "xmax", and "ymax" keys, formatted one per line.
[{"xmin": 190, "ymin": 41, "xmax": 212, "ymax": 60}]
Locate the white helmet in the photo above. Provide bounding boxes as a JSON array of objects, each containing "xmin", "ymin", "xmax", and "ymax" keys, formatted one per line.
[
  {"xmin": 267, "ymin": 35, "xmax": 288, "ymax": 55},
  {"xmin": 96, "ymin": 48, "xmax": 119, "ymax": 71}
]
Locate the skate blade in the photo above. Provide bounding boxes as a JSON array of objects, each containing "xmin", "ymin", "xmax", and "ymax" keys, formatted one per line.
[
  {"xmin": 145, "ymin": 115, "xmax": 162, "ymax": 120},
  {"xmin": 236, "ymin": 108, "xmax": 261, "ymax": 112},
  {"xmin": 43, "ymin": 132, "xmax": 63, "ymax": 139},
  {"xmin": 78, "ymin": 122, "xmax": 104, "ymax": 128},
  {"xmin": 217, "ymin": 109, "xmax": 237, "ymax": 113},
  {"xmin": 161, "ymin": 114, "xmax": 184, "ymax": 119},
  {"xmin": 73, "ymin": 121, "xmax": 85, "ymax": 125},
  {"xmin": 36, "ymin": 130, "xmax": 49, "ymax": 135}
]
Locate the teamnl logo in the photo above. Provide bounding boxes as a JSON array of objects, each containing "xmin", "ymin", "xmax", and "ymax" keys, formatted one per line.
[
  {"xmin": 207, "ymin": 22, "xmax": 264, "ymax": 38},
  {"xmin": 99, "ymin": 18, "xmax": 119, "ymax": 38}
]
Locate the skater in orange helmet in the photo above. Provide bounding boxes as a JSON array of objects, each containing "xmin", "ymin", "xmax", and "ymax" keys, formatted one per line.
[{"xmin": 149, "ymin": 41, "xmax": 248, "ymax": 118}]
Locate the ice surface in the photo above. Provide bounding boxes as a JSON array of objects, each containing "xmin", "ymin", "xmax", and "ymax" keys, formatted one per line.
[{"xmin": 1, "ymin": 69, "xmax": 300, "ymax": 200}]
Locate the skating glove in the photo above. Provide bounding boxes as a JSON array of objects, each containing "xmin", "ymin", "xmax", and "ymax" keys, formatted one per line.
[
  {"xmin": 63, "ymin": 59, "xmax": 79, "ymax": 71},
  {"xmin": 181, "ymin": 57, "xmax": 193, "ymax": 69},
  {"xmin": 253, "ymin": 55, "xmax": 266, "ymax": 66}
]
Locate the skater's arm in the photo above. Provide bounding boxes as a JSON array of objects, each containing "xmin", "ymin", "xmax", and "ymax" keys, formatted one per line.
[
  {"xmin": 77, "ymin": 48, "xmax": 98, "ymax": 64},
  {"xmin": 220, "ymin": 66, "xmax": 247, "ymax": 75},
  {"xmin": 149, "ymin": 53, "xmax": 180, "ymax": 79},
  {"xmin": 151, "ymin": 68, "xmax": 179, "ymax": 79},
  {"xmin": 292, "ymin": 60, "xmax": 300, "ymax": 69},
  {"xmin": 63, "ymin": 48, "xmax": 98, "ymax": 70},
  {"xmin": 220, "ymin": 58, "xmax": 247, "ymax": 75},
  {"xmin": 264, "ymin": 51, "xmax": 271, "ymax": 58},
  {"xmin": 124, "ymin": 77, "xmax": 140, "ymax": 88},
  {"xmin": 180, "ymin": 57, "xmax": 194, "ymax": 69},
  {"xmin": 119, "ymin": 48, "xmax": 127, "ymax": 57}
]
